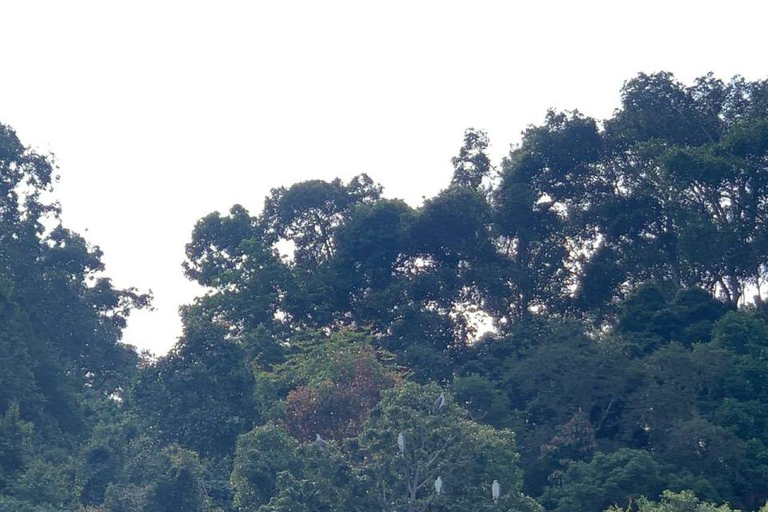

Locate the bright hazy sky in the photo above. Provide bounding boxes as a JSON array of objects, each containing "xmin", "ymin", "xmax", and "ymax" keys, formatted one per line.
[{"xmin": 1, "ymin": 1, "xmax": 766, "ymax": 354}]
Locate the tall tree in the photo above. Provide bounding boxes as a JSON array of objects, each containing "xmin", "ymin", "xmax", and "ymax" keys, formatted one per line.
[{"xmin": 451, "ymin": 128, "xmax": 493, "ymax": 190}]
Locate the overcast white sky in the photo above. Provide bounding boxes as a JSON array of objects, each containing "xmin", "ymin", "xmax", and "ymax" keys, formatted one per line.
[{"xmin": 1, "ymin": 1, "xmax": 766, "ymax": 354}]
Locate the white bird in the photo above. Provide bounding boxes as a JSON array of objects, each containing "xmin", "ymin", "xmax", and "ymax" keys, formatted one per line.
[
  {"xmin": 314, "ymin": 434, "xmax": 328, "ymax": 449},
  {"xmin": 397, "ymin": 432, "xmax": 406, "ymax": 453},
  {"xmin": 434, "ymin": 476, "xmax": 443, "ymax": 495},
  {"xmin": 434, "ymin": 393, "xmax": 446, "ymax": 413},
  {"xmin": 492, "ymin": 480, "xmax": 501, "ymax": 504}
]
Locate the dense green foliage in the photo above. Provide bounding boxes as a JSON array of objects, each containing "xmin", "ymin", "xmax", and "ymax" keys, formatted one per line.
[{"xmin": 3, "ymin": 71, "xmax": 768, "ymax": 511}]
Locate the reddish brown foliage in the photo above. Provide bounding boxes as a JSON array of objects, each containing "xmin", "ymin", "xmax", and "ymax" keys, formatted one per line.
[
  {"xmin": 540, "ymin": 409, "xmax": 597, "ymax": 460},
  {"xmin": 285, "ymin": 354, "xmax": 395, "ymax": 442}
]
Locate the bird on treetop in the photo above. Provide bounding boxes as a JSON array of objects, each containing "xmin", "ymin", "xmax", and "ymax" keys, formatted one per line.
[
  {"xmin": 434, "ymin": 392, "xmax": 446, "ymax": 413},
  {"xmin": 435, "ymin": 476, "xmax": 443, "ymax": 495},
  {"xmin": 314, "ymin": 434, "xmax": 328, "ymax": 449}
]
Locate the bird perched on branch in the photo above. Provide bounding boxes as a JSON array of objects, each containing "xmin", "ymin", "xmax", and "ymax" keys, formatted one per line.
[
  {"xmin": 314, "ymin": 434, "xmax": 328, "ymax": 449},
  {"xmin": 492, "ymin": 479, "xmax": 501, "ymax": 503},
  {"xmin": 434, "ymin": 393, "xmax": 446, "ymax": 413},
  {"xmin": 397, "ymin": 432, "xmax": 406, "ymax": 453},
  {"xmin": 435, "ymin": 476, "xmax": 443, "ymax": 496}
]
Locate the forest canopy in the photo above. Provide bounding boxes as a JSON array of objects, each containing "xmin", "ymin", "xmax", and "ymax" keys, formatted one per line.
[{"xmin": 2, "ymin": 71, "xmax": 768, "ymax": 512}]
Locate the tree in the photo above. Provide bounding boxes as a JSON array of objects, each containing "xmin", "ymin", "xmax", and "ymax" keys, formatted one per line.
[
  {"xmin": 591, "ymin": 73, "xmax": 768, "ymax": 306},
  {"xmin": 616, "ymin": 283, "xmax": 732, "ymax": 354},
  {"xmin": 259, "ymin": 174, "xmax": 382, "ymax": 269},
  {"xmin": 231, "ymin": 423, "xmax": 301, "ymax": 511},
  {"xmin": 0, "ymin": 403, "xmax": 29, "ymax": 492},
  {"xmin": 541, "ymin": 449, "xmax": 667, "ymax": 512},
  {"xmin": 233, "ymin": 383, "xmax": 539, "ymax": 512},
  {"xmin": 0, "ymin": 122, "xmax": 149, "ymax": 414},
  {"xmin": 607, "ymin": 490, "xmax": 740, "ymax": 512},
  {"xmin": 183, "ymin": 205, "xmax": 294, "ymax": 335},
  {"xmin": 332, "ymin": 199, "xmax": 414, "ymax": 328},
  {"xmin": 356, "ymin": 383, "xmax": 538, "ymax": 512},
  {"xmin": 451, "ymin": 128, "xmax": 493, "ymax": 190},
  {"xmin": 493, "ymin": 154, "xmax": 571, "ymax": 319},
  {"xmin": 104, "ymin": 441, "xmax": 210, "ymax": 512},
  {"xmin": 282, "ymin": 334, "xmax": 397, "ymax": 442},
  {"xmin": 0, "ymin": 121, "xmax": 149, "ymax": 512},
  {"xmin": 130, "ymin": 305, "xmax": 257, "ymax": 458}
]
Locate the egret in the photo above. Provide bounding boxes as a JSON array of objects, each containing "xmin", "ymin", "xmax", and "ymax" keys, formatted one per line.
[
  {"xmin": 434, "ymin": 476, "xmax": 443, "ymax": 496},
  {"xmin": 434, "ymin": 392, "xmax": 446, "ymax": 413},
  {"xmin": 492, "ymin": 480, "xmax": 500, "ymax": 504},
  {"xmin": 397, "ymin": 432, "xmax": 406, "ymax": 453},
  {"xmin": 314, "ymin": 434, "xmax": 328, "ymax": 449}
]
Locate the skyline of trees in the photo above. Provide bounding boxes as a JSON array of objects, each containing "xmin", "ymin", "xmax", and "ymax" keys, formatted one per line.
[{"xmin": 2, "ymin": 71, "xmax": 768, "ymax": 512}]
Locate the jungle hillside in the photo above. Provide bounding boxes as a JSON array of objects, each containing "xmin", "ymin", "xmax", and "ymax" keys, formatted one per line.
[{"xmin": 3, "ymin": 72, "xmax": 768, "ymax": 512}]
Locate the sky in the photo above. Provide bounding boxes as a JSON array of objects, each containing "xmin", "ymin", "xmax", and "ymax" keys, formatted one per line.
[{"xmin": 1, "ymin": 0, "xmax": 767, "ymax": 354}]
